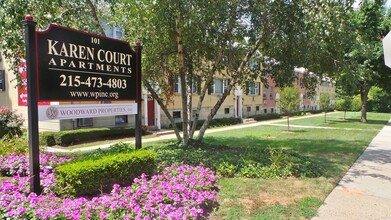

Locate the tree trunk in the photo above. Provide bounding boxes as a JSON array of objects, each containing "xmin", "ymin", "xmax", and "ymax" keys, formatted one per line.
[
  {"xmin": 189, "ymin": 4, "xmax": 237, "ymax": 140},
  {"xmin": 87, "ymin": 0, "xmax": 106, "ymax": 36},
  {"xmin": 324, "ymin": 111, "xmax": 327, "ymax": 123},
  {"xmin": 197, "ymin": 37, "xmax": 263, "ymax": 141},
  {"xmin": 360, "ymin": 86, "xmax": 370, "ymax": 123},
  {"xmin": 144, "ymin": 81, "xmax": 182, "ymax": 142},
  {"xmin": 287, "ymin": 115, "xmax": 290, "ymax": 130},
  {"xmin": 186, "ymin": 59, "xmax": 193, "ymax": 140},
  {"xmin": 175, "ymin": 8, "xmax": 190, "ymax": 144},
  {"xmin": 344, "ymin": 111, "xmax": 346, "ymax": 120}
]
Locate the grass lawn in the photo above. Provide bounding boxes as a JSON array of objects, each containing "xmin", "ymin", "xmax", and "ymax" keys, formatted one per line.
[
  {"xmin": 200, "ymin": 112, "xmax": 390, "ymax": 219},
  {"xmin": 276, "ymin": 111, "xmax": 389, "ymax": 130},
  {"xmin": 48, "ymin": 112, "xmax": 390, "ymax": 219}
]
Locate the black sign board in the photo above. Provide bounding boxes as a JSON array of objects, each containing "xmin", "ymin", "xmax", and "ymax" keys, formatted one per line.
[
  {"xmin": 36, "ymin": 24, "xmax": 137, "ymax": 101},
  {"xmin": 23, "ymin": 14, "xmax": 142, "ymax": 195}
]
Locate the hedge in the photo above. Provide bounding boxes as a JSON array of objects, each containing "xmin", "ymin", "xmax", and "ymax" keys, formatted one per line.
[
  {"xmin": 54, "ymin": 149, "xmax": 157, "ymax": 197},
  {"xmin": 170, "ymin": 117, "xmax": 242, "ymax": 130},
  {"xmin": 252, "ymin": 113, "xmax": 281, "ymax": 121},
  {"xmin": 39, "ymin": 127, "xmax": 143, "ymax": 146}
]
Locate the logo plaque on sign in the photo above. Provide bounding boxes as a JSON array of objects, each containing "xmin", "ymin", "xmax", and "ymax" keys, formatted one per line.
[{"xmin": 45, "ymin": 106, "xmax": 58, "ymax": 119}]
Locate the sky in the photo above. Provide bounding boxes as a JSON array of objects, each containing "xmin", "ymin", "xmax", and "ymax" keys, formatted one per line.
[{"xmin": 353, "ymin": 0, "xmax": 391, "ymax": 8}]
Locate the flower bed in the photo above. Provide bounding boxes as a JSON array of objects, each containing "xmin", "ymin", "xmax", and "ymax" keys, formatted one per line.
[{"xmin": 0, "ymin": 153, "xmax": 219, "ymax": 219}]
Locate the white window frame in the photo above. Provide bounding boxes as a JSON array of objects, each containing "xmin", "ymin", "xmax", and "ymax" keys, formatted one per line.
[
  {"xmin": 247, "ymin": 82, "xmax": 259, "ymax": 95},
  {"xmin": 212, "ymin": 78, "xmax": 227, "ymax": 94}
]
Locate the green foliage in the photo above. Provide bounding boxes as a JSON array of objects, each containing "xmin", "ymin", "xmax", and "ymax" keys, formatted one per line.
[
  {"xmin": 55, "ymin": 150, "xmax": 157, "ymax": 197},
  {"xmin": 336, "ymin": 0, "xmax": 391, "ymax": 121},
  {"xmin": 335, "ymin": 97, "xmax": 352, "ymax": 111},
  {"xmin": 0, "ymin": 135, "xmax": 29, "ymax": 156},
  {"xmin": 216, "ymin": 162, "xmax": 237, "ymax": 178},
  {"xmin": 170, "ymin": 117, "xmax": 242, "ymax": 131},
  {"xmin": 278, "ymin": 85, "xmax": 300, "ymax": 129},
  {"xmin": 368, "ymin": 86, "xmax": 391, "ymax": 113},
  {"xmin": 307, "ymin": 109, "xmax": 324, "ymax": 114},
  {"xmin": 298, "ymin": 197, "xmax": 323, "ymax": 218},
  {"xmin": 0, "ymin": 107, "xmax": 24, "ymax": 139},
  {"xmin": 319, "ymin": 93, "xmax": 331, "ymax": 111},
  {"xmin": 252, "ymin": 113, "xmax": 281, "ymax": 121},
  {"xmin": 39, "ymin": 127, "xmax": 141, "ymax": 146},
  {"xmin": 0, "ymin": 0, "xmax": 105, "ymax": 85},
  {"xmin": 142, "ymin": 141, "xmax": 323, "ymax": 179},
  {"xmin": 111, "ymin": 0, "xmax": 353, "ymax": 143},
  {"xmin": 278, "ymin": 85, "xmax": 300, "ymax": 116},
  {"xmin": 39, "ymin": 131, "xmax": 56, "ymax": 146},
  {"xmin": 351, "ymin": 95, "xmax": 362, "ymax": 111}
]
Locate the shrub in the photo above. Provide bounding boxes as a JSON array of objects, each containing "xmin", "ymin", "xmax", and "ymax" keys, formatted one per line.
[
  {"xmin": 55, "ymin": 149, "xmax": 157, "ymax": 196},
  {"xmin": 252, "ymin": 113, "xmax": 281, "ymax": 121},
  {"xmin": 307, "ymin": 109, "xmax": 323, "ymax": 114},
  {"xmin": 351, "ymin": 95, "xmax": 362, "ymax": 111},
  {"xmin": 0, "ymin": 135, "xmax": 28, "ymax": 156},
  {"xmin": 146, "ymin": 141, "xmax": 324, "ymax": 179},
  {"xmin": 39, "ymin": 126, "xmax": 142, "ymax": 146},
  {"xmin": 216, "ymin": 161, "xmax": 237, "ymax": 177},
  {"xmin": 39, "ymin": 131, "xmax": 56, "ymax": 146},
  {"xmin": 0, "ymin": 106, "xmax": 24, "ymax": 139},
  {"xmin": 170, "ymin": 117, "xmax": 242, "ymax": 130}
]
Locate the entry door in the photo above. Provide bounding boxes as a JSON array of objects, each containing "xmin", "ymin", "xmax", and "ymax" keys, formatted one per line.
[{"xmin": 147, "ymin": 96, "xmax": 155, "ymax": 126}]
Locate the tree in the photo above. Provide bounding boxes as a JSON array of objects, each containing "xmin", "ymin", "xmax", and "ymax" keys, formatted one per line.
[
  {"xmin": 0, "ymin": 0, "xmax": 107, "ymax": 86},
  {"xmin": 368, "ymin": 86, "xmax": 391, "ymax": 112},
  {"xmin": 1, "ymin": 0, "xmax": 354, "ymax": 145},
  {"xmin": 335, "ymin": 96, "xmax": 353, "ymax": 120},
  {"xmin": 278, "ymin": 85, "xmax": 300, "ymax": 130},
  {"xmin": 111, "ymin": 0, "xmax": 353, "ymax": 144},
  {"xmin": 337, "ymin": 0, "xmax": 391, "ymax": 122},
  {"xmin": 319, "ymin": 93, "xmax": 331, "ymax": 123}
]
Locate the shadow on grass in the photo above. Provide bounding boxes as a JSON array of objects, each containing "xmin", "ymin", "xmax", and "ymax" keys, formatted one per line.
[
  {"xmin": 281, "ymin": 130, "xmax": 307, "ymax": 133},
  {"xmin": 338, "ymin": 118, "xmax": 389, "ymax": 126}
]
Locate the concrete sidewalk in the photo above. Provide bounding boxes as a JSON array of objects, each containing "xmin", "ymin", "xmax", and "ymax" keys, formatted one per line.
[{"xmin": 313, "ymin": 119, "xmax": 391, "ymax": 220}]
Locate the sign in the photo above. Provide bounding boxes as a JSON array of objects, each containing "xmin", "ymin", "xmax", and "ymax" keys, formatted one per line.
[
  {"xmin": 18, "ymin": 58, "xmax": 50, "ymax": 106},
  {"xmin": 383, "ymin": 31, "xmax": 391, "ymax": 68},
  {"xmin": 23, "ymin": 14, "xmax": 142, "ymax": 194},
  {"xmin": 38, "ymin": 103, "xmax": 137, "ymax": 121},
  {"xmin": 36, "ymin": 24, "xmax": 137, "ymax": 101}
]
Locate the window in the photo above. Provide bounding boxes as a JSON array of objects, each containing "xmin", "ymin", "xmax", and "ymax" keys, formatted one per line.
[
  {"xmin": 247, "ymin": 82, "xmax": 259, "ymax": 95},
  {"xmin": 256, "ymin": 106, "xmax": 260, "ymax": 111},
  {"xmin": 271, "ymin": 108, "xmax": 274, "ymax": 113},
  {"xmin": 247, "ymin": 106, "xmax": 251, "ymax": 112},
  {"xmin": 224, "ymin": 108, "xmax": 230, "ymax": 114},
  {"xmin": 212, "ymin": 78, "xmax": 226, "ymax": 94},
  {"xmin": 264, "ymin": 109, "xmax": 267, "ymax": 113},
  {"xmin": 77, "ymin": 118, "xmax": 93, "ymax": 127},
  {"xmin": 269, "ymin": 86, "xmax": 273, "ymax": 100},
  {"xmin": 174, "ymin": 77, "xmax": 198, "ymax": 94},
  {"xmin": 263, "ymin": 91, "xmax": 267, "ymax": 103},
  {"xmin": 174, "ymin": 78, "xmax": 181, "ymax": 93},
  {"xmin": 173, "ymin": 111, "xmax": 181, "ymax": 119},
  {"xmin": 115, "ymin": 115, "xmax": 128, "ymax": 125}
]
